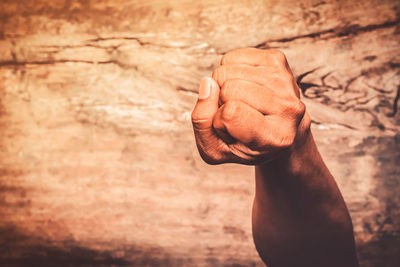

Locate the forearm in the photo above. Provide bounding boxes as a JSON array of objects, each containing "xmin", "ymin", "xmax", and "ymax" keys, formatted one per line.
[{"xmin": 252, "ymin": 129, "xmax": 358, "ymax": 267}]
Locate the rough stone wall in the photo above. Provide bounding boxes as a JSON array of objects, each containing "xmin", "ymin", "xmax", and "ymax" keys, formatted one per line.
[{"xmin": 0, "ymin": 0, "xmax": 399, "ymax": 266}]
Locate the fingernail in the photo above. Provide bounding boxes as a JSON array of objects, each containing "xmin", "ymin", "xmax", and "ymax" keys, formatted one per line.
[{"xmin": 198, "ymin": 77, "xmax": 211, "ymax": 99}]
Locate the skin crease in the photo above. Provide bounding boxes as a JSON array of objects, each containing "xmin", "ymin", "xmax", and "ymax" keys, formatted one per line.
[{"xmin": 191, "ymin": 48, "xmax": 359, "ymax": 267}]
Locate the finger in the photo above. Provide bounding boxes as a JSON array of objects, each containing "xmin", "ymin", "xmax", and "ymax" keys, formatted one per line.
[
  {"xmin": 220, "ymin": 79, "xmax": 281, "ymax": 115},
  {"xmin": 221, "ymin": 48, "xmax": 288, "ymax": 68},
  {"xmin": 220, "ymin": 79, "xmax": 304, "ymax": 120},
  {"xmin": 213, "ymin": 100, "xmax": 296, "ymax": 151},
  {"xmin": 212, "ymin": 64, "xmax": 269, "ymax": 87},
  {"xmin": 213, "ymin": 64, "xmax": 298, "ymax": 95},
  {"xmin": 191, "ymin": 77, "xmax": 229, "ymax": 164}
]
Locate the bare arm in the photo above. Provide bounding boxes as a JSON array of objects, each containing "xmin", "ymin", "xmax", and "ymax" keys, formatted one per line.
[
  {"xmin": 253, "ymin": 131, "xmax": 358, "ymax": 267},
  {"xmin": 191, "ymin": 48, "xmax": 358, "ymax": 267}
]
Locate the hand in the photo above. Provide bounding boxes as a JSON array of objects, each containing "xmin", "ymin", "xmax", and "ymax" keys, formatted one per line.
[{"xmin": 191, "ymin": 48, "xmax": 311, "ymax": 165}]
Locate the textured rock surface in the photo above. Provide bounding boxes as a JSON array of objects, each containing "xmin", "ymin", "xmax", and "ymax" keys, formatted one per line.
[{"xmin": 0, "ymin": 0, "xmax": 399, "ymax": 266}]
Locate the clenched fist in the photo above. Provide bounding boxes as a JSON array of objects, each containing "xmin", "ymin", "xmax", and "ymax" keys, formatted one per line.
[{"xmin": 191, "ymin": 48, "xmax": 311, "ymax": 165}]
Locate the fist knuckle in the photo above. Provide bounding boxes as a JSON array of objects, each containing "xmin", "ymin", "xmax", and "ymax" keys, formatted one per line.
[
  {"xmin": 212, "ymin": 65, "xmax": 225, "ymax": 84},
  {"xmin": 281, "ymin": 97, "xmax": 305, "ymax": 119},
  {"xmin": 211, "ymin": 67, "xmax": 220, "ymax": 82},
  {"xmin": 282, "ymin": 71, "xmax": 295, "ymax": 83},
  {"xmin": 281, "ymin": 134, "xmax": 295, "ymax": 148},
  {"xmin": 268, "ymin": 49, "xmax": 287, "ymax": 65},
  {"xmin": 221, "ymin": 101, "xmax": 241, "ymax": 122},
  {"xmin": 267, "ymin": 70, "xmax": 294, "ymax": 89},
  {"xmin": 292, "ymin": 98, "xmax": 306, "ymax": 119},
  {"xmin": 220, "ymin": 80, "xmax": 240, "ymax": 103},
  {"xmin": 272, "ymin": 131, "xmax": 295, "ymax": 149},
  {"xmin": 212, "ymin": 116, "xmax": 221, "ymax": 131},
  {"xmin": 220, "ymin": 80, "xmax": 231, "ymax": 103}
]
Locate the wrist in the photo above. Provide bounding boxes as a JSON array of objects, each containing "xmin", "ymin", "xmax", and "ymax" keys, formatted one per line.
[
  {"xmin": 258, "ymin": 112, "xmax": 314, "ymax": 176},
  {"xmin": 254, "ymin": 114, "xmax": 340, "ymax": 209}
]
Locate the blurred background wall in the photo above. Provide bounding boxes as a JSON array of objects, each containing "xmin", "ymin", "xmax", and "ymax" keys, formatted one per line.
[{"xmin": 0, "ymin": 0, "xmax": 399, "ymax": 266}]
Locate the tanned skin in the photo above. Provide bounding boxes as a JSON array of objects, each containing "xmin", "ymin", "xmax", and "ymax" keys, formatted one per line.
[{"xmin": 191, "ymin": 48, "xmax": 359, "ymax": 267}]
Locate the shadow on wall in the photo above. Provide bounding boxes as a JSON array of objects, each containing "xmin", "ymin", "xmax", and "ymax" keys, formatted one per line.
[
  {"xmin": 0, "ymin": 225, "xmax": 260, "ymax": 267},
  {"xmin": 0, "ymin": 225, "xmax": 176, "ymax": 267},
  {"xmin": 345, "ymin": 134, "xmax": 400, "ymax": 267}
]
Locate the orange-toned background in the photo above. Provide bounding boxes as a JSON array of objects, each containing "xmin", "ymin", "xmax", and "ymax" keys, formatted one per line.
[{"xmin": 0, "ymin": 0, "xmax": 399, "ymax": 266}]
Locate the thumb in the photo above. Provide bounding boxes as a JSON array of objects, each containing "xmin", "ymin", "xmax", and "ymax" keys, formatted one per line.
[
  {"xmin": 191, "ymin": 77, "xmax": 228, "ymax": 164},
  {"xmin": 191, "ymin": 77, "xmax": 220, "ymax": 130}
]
